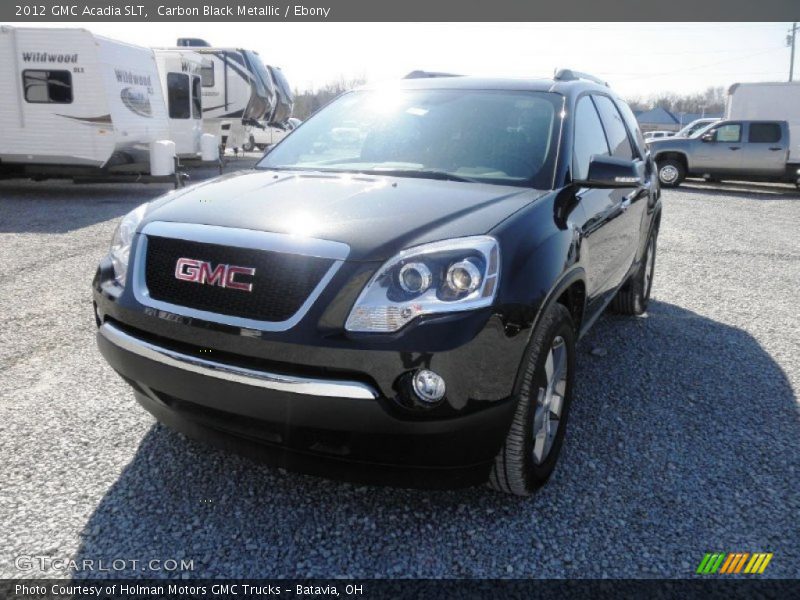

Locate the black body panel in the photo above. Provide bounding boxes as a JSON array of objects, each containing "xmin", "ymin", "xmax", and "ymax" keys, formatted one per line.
[{"xmin": 93, "ymin": 76, "xmax": 661, "ymax": 485}]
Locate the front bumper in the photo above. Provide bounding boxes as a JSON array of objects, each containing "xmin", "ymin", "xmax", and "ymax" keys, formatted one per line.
[{"xmin": 97, "ymin": 320, "xmax": 520, "ymax": 487}]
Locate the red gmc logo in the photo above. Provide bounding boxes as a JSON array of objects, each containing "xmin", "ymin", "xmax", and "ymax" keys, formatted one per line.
[{"xmin": 174, "ymin": 258, "xmax": 256, "ymax": 292}]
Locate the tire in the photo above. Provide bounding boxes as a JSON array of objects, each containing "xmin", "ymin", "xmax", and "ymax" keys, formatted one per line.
[
  {"xmin": 611, "ymin": 228, "xmax": 657, "ymax": 315},
  {"xmin": 657, "ymin": 158, "xmax": 685, "ymax": 187},
  {"xmin": 242, "ymin": 137, "xmax": 255, "ymax": 152},
  {"xmin": 488, "ymin": 303, "xmax": 576, "ymax": 496}
]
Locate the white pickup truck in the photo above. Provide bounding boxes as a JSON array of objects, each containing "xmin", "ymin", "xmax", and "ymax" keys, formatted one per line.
[{"xmin": 242, "ymin": 118, "xmax": 302, "ymax": 152}]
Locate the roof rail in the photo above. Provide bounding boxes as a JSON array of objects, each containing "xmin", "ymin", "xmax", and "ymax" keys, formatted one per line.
[
  {"xmin": 404, "ymin": 70, "xmax": 462, "ymax": 79},
  {"xmin": 553, "ymin": 68, "xmax": 608, "ymax": 87}
]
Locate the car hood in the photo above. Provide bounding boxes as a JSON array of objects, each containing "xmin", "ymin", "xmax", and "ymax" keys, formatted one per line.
[
  {"xmin": 143, "ymin": 169, "xmax": 547, "ymax": 261},
  {"xmin": 647, "ymin": 137, "xmax": 694, "ymax": 152}
]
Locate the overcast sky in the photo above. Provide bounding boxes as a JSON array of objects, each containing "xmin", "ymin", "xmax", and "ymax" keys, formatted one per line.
[{"xmin": 14, "ymin": 21, "xmax": 796, "ymax": 97}]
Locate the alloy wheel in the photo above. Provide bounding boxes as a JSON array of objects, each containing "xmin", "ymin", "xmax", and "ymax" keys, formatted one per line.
[
  {"xmin": 644, "ymin": 236, "xmax": 656, "ymax": 298},
  {"xmin": 532, "ymin": 335, "xmax": 568, "ymax": 464}
]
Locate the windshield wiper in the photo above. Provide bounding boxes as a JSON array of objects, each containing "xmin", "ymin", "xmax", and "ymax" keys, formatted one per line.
[
  {"xmin": 366, "ymin": 169, "xmax": 479, "ymax": 183},
  {"xmin": 259, "ymin": 165, "xmax": 479, "ymax": 183}
]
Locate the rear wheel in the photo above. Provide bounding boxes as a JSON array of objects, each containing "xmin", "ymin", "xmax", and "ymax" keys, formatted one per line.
[
  {"xmin": 242, "ymin": 137, "xmax": 255, "ymax": 152},
  {"xmin": 611, "ymin": 229, "xmax": 657, "ymax": 315},
  {"xmin": 657, "ymin": 158, "xmax": 685, "ymax": 187},
  {"xmin": 488, "ymin": 303, "xmax": 576, "ymax": 496}
]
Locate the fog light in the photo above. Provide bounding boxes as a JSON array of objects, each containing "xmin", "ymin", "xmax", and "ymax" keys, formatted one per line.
[{"xmin": 412, "ymin": 369, "xmax": 446, "ymax": 403}]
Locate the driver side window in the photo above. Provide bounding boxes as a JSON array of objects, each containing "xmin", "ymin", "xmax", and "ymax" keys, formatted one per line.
[
  {"xmin": 711, "ymin": 124, "xmax": 741, "ymax": 143},
  {"xmin": 572, "ymin": 96, "xmax": 610, "ymax": 180}
]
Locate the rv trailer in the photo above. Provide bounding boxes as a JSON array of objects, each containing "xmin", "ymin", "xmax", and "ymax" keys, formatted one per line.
[
  {"xmin": 268, "ymin": 65, "xmax": 294, "ymax": 126},
  {"xmin": 727, "ymin": 81, "xmax": 800, "ymax": 162},
  {"xmin": 0, "ymin": 26, "xmax": 182, "ymax": 184},
  {"xmin": 175, "ymin": 38, "xmax": 280, "ymax": 150}
]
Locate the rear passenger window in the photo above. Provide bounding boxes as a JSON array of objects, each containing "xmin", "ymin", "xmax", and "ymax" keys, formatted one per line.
[
  {"xmin": 748, "ymin": 123, "xmax": 781, "ymax": 143},
  {"xmin": 23, "ymin": 70, "xmax": 73, "ymax": 104},
  {"xmin": 572, "ymin": 96, "xmax": 610, "ymax": 180},
  {"xmin": 593, "ymin": 95, "xmax": 635, "ymax": 160},
  {"xmin": 615, "ymin": 99, "xmax": 646, "ymax": 157}
]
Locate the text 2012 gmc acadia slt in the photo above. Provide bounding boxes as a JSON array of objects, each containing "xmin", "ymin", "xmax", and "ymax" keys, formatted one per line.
[{"xmin": 93, "ymin": 71, "xmax": 662, "ymax": 495}]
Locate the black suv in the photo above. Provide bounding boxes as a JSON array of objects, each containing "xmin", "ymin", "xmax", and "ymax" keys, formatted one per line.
[{"xmin": 94, "ymin": 70, "xmax": 661, "ymax": 495}]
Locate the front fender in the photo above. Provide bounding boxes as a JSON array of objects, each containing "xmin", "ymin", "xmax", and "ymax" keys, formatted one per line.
[{"xmin": 492, "ymin": 190, "xmax": 585, "ymax": 337}]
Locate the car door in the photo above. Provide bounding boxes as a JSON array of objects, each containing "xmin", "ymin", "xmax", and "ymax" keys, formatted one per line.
[
  {"xmin": 593, "ymin": 94, "xmax": 648, "ymax": 285},
  {"xmin": 571, "ymin": 95, "xmax": 630, "ymax": 306},
  {"xmin": 694, "ymin": 122, "xmax": 744, "ymax": 173},
  {"xmin": 740, "ymin": 122, "xmax": 787, "ymax": 176}
]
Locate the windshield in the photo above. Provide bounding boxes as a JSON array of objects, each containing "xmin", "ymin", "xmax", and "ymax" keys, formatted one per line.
[
  {"xmin": 257, "ymin": 88, "xmax": 563, "ymax": 188},
  {"xmin": 688, "ymin": 121, "xmax": 718, "ymax": 138},
  {"xmin": 677, "ymin": 119, "xmax": 717, "ymax": 137}
]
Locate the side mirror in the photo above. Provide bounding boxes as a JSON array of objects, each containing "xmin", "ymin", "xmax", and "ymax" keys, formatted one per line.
[
  {"xmin": 573, "ymin": 155, "xmax": 641, "ymax": 189},
  {"xmin": 701, "ymin": 132, "xmax": 714, "ymax": 143}
]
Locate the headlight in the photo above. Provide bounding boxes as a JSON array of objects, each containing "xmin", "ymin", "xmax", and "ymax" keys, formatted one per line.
[
  {"xmin": 345, "ymin": 236, "xmax": 500, "ymax": 333},
  {"xmin": 109, "ymin": 203, "xmax": 149, "ymax": 286}
]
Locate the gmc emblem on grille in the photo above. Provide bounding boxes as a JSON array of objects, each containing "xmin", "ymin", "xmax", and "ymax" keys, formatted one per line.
[{"xmin": 174, "ymin": 258, "xmax": 256, "ymax": 292}]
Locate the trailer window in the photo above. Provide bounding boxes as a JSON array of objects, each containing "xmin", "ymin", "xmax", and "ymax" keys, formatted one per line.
[
  {"xmin": 192, "ymin": 76, "xmax": 202, "ymax": 119},
  {"xmin": 23, "ymin": 70, "xmax": 72, "ymax": 104},
  {"xmin": 167, "ymin": 72, "xmax": 191, "ymax": 119},
  {"xmin": 201, "ymin": 59, "xmax": 214, "ymax": 87},
  {"xmin": 748, "ymin": 123, "xmax": 781, "ymax": 143}
]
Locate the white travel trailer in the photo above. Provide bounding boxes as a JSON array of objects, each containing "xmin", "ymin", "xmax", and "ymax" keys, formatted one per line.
[
  {"xmin": 727, "ymin": 81, "xmax": 800, "ymax": 161},
  {"xmin": 0, "ymin": 26, "xmax": 181, "ymax": 182},
  {"xmin": 175, "ymin": 38, "xmax": 282, "ymax": 150},
  {"xmin": 152, "ymin": 48, "xmax": 205, "ymax": 158}
]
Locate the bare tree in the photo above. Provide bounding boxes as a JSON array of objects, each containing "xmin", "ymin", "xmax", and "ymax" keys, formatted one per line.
[
  {"xmin": 626, "ymin": 86, "xmax": 727, "ymax": 115},
  {"xmin": 293, "ymin": 75, "xmax": 367, "ymax": 120}
]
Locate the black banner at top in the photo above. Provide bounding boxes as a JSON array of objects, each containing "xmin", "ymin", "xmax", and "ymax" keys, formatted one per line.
[{"xmin": 2, "ymin": 0, "xmax": 800, "ymax": 22}]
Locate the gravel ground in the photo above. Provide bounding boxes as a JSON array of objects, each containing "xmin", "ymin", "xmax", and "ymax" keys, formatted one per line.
[{"xmin": 0, "ymin": 174, "xmax": 798, "ymax": 579}]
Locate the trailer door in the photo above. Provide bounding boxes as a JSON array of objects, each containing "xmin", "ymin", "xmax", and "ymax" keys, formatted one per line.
[{"xmin": 165, "ymin": 71, "xmax": 193, "ymax": 152}]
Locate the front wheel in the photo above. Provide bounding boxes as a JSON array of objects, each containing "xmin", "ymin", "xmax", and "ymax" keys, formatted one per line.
[
  {"xmin": 488, "ymin": 303, "xmax": 576, "ymax": 496},
  {"xmin": 611, "ymin": 229, "xmax": 657, "ymax": 315},
  {"xmin": 242, "ymin": 137, "xmax": 255, "ymax": 152},
  {"xmin": 657, "ymin": 159, "xmax": 685, "ymax": 187}
]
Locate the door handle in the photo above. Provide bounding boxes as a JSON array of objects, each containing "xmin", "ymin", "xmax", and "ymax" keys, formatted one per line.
[
  {"xmin": 769, "ymin": 147, "xmax": 783, "ymax": 151},
  {"xmin": 729, "ymin": 146, "xmax": 741, "ymax": 151}
]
